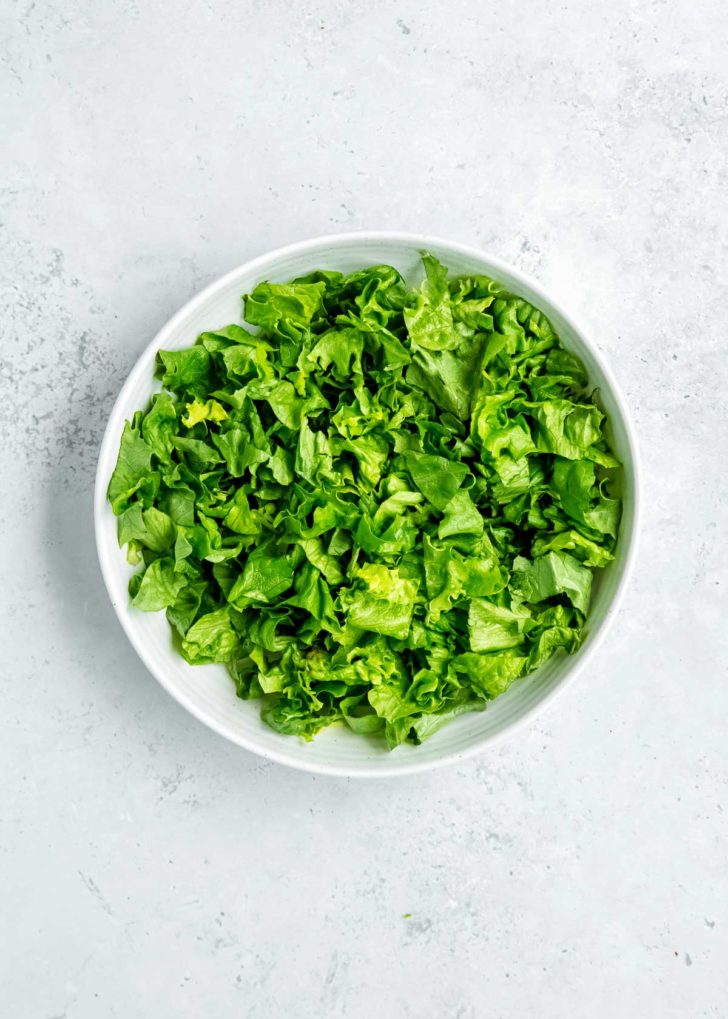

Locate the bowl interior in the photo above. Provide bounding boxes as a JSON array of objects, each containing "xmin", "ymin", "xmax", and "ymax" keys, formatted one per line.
[{"xmin": 95, "ymin": 234, "xmax": 638, "ymax": 776}]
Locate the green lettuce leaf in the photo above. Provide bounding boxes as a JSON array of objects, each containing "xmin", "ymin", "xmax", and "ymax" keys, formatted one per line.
[
  {"xmin": 468, "ymin": 599, "xmax": 532, "ymax": 652},
  {"xmin": 511, "ymin": 551, "xmax": 592, "ymax": 615},
  {"xmin": 107, "ymin": 419, "xmax": 157, "ymax": 513},
  {"xmin": 132, "ymin": 558, "xmax": 187, "ymax": 611},
  {"xmin": 181, "ymin": 607, "xmax": 241, "ymax": 664},
  {"xmin": 402, "ymin": 451, "xmax": 469, "ymax": 510}
]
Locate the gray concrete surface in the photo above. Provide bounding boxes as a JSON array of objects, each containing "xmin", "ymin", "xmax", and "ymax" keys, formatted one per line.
[{"xmin": 2, "ymin": 1, "xmax": 727, "ymax": 1015}]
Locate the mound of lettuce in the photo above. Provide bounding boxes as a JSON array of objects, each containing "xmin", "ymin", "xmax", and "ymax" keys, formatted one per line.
[{"xmin": 108, "ymin": 254, "xmax": 621, "ymax": 748}]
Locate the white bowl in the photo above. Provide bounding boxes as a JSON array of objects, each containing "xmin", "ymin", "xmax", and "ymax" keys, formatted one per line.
[{"xmin": 95, "ymin": 232, "xmax": 639, "ymax": 777}]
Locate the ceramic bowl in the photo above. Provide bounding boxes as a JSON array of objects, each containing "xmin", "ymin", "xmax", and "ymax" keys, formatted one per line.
[{"xmin": 94, "ymin": 232, "xmax": 639, "ymax": 776}]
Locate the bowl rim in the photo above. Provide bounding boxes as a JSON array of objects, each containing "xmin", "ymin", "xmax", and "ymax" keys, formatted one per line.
[{"xmin": 94, "ymin": 230, "xmax": 641, "ymax": 777}]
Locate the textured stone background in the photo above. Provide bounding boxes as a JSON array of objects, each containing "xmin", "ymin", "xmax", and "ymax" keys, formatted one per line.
[{"xmin": 2, "ymin": 1, "xmax": 727, "ymax": 1015}]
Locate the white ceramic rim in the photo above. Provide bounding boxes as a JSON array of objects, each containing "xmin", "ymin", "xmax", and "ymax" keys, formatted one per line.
[{"xmin": 94, "ymin": 231, "xmax": 641, "ymax": 777}]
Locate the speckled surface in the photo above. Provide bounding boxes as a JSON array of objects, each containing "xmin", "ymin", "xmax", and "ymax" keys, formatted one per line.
[{"xmin": 2, "ymin": 1, "xmax": 727, "ymax": 1015}]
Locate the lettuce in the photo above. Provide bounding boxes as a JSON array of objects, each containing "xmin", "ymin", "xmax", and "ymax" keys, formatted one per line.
[{"xmin": 108, "ymin": 255, "xmax": 621, "ymax": 748}]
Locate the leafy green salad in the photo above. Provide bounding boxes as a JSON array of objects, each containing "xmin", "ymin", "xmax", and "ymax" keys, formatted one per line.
[{"xmin": 108, "ymin": 254, "xmax": 621, "ymax": 748}]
